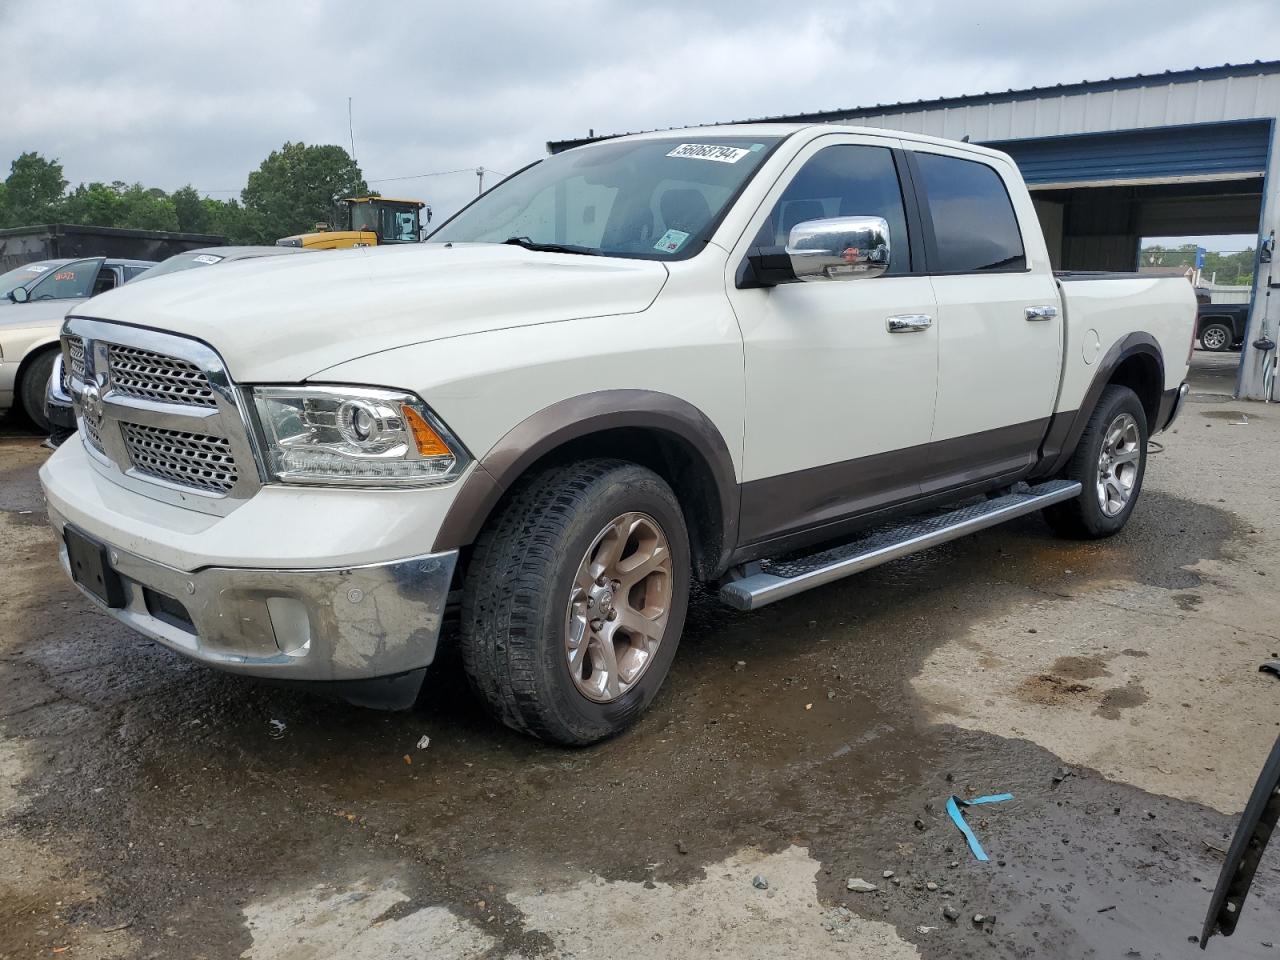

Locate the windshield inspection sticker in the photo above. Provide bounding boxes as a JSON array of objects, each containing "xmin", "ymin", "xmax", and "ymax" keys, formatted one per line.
[
  {"xmin": 654, "ymin": 228, "xmax": 690, "ymax": 253},
  {"xmin": 192, "ymin": 254, "xmax": 223, "ymax": 265},
  {"xmin": 667, "ymin": 143, "xmax": 751, "ymax": 163}
]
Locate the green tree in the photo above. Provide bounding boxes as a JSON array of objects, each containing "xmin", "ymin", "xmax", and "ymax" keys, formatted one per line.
[
  {"xmin": 115, "ymin": 183, "xmax": 179, "ymax": 231},
  {"xmin": 241, "ymin": 142, "xmax": 367, "ymax": 241},
  {"xmin": 200, "ymin": 197, "xmax": 264, "ymax": 245},
  {"xmin": 58, "ymin": 182, "xmax": 125, "ymax": 226},
  {"xmin": 172, "ymin": 185, "xmax": 209, "ymax": 234},
  {"xmin": 1, "ymin": 151, "xmax": 67, "ymax": 225},
  {"xmin": 57, "ymin": 181, "xmax": 179, "ymax": 231}
]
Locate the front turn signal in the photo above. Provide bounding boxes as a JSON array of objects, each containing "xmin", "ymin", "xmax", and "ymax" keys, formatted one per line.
[{"xmin": 403, "ymin": 405, "xmax": 452, "ymax": 457}]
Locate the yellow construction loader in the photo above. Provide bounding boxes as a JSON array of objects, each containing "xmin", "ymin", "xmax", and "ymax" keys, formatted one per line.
[{"xmin": 277, "ymin": 197, "xmax": 428, "ymax": 249}]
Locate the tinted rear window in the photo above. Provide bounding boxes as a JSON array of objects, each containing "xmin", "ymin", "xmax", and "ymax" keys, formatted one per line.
[{"xmin": 915, "ymin": 153, "xmax": 1025, "ymax": 272}]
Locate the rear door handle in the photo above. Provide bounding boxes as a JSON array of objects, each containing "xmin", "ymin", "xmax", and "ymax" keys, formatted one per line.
[
  {"xmin": 1025, "ymin": 305, "xmax": 1058, "ymax": 322},
  {"xmin": 886, "ymin": 314, "xmax": 932, "ymax": 333}
]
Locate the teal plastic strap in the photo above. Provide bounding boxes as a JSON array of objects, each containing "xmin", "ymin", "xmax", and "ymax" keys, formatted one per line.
[{"xmin": 946, "ymin": 793, "xmax": 1014, "ymax": 862}]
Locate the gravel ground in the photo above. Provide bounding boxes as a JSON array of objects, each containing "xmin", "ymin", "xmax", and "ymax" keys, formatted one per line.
[{"xmin": 1, "ymin": 349, "xmax": 1278, "ymax": 959}]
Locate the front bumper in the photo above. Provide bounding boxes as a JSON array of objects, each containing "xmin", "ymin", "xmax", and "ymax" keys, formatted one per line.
[
  {"xmin": 48, "ymin": 503, "xmax": 457, "ymax": 683},
  {"xmin": 45, "ymin": 354, "xmax": 76, "ymax": 431}
]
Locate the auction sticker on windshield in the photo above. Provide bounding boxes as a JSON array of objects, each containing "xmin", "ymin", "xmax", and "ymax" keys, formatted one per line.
[
  {"xmin": 654, "ymin": 228, "xmax": 690, "ymax": 253},
  {"xmin": 666, "ymin": 143, "xmax": 751, "ymax": 163},
  {"xmin": 193, "ymin": 255, "xmax": 224, "ymax": 265}
]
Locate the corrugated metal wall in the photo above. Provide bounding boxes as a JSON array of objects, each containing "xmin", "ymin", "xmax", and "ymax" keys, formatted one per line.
[{"xmin": 834, "ymin": 71, "xmax": 1280, "ymax": 144}]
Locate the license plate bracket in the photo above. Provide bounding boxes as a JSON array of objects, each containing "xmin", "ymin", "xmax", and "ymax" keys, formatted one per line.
[{"xmin": 64, "ymin": 525, "xmax": 126, "ymax": 609}]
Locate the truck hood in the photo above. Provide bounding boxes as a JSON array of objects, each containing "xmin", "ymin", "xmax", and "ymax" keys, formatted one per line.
[{"xmin": 73, "ymin": 243, "xmax": 669, "ymax": 382}]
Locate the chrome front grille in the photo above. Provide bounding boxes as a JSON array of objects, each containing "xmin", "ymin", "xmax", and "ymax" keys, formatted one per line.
[
  {"xmin": 82, "ymin": 410, "xmax": 104, "ymax": 451},
  {"xmin": 64, "ymin": 318, "xmax": 259, "ymax": 514},
  {"xmin": 121, "ymin": 423, "xmax": 239, "ymax": 493},
  {"xmin": 107, "ymin": 344, "xmax": 217, "ymax": 407}
]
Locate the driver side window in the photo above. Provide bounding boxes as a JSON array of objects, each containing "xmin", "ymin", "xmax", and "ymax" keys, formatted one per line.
[{"xmin": 761, "ymin": 145, "xmax": 911, "ymax": 275}]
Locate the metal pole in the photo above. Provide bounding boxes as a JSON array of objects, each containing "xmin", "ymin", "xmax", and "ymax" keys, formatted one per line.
[
  {"xmin": 348, "ymin": 97, "xmax": 357, "ymax": 164},
  {"xmin": 476, "ymin": 167, "xmax": 485, "ymax": 196}
]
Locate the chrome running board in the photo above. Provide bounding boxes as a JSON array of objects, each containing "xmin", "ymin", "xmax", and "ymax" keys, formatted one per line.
[{"xmin": 718, "ymin": 479, "xmax": 1082, "ymax": 611}]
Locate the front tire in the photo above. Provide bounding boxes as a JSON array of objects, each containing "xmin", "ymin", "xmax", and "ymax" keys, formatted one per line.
[
  {"xmin": 1199, "ymin": 322, "xmax": 1232, "ymax": 352},
  {"xmin": 19, "ymin": 349, "xmax": 57, "ymax": 434},
  {"xmin": 459, "ymin": 459, "xmax": 690, "ymax": 745},
  {"xmin": 1043, "ymin": 385, "xmax": 1148, "ymax": 539}
]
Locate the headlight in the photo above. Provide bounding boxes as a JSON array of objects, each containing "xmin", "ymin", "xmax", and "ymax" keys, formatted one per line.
[{"xmin": 251, "ymin": 385, "xmax": 468, "ymax": 486}]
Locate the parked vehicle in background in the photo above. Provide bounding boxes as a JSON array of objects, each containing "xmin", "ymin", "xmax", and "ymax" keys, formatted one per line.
[
  {"xmin": 45, "ymin": 246, "xmax": 308, "ymax": 444},
  {"xmin": 129, "ymin": 245, "xmax": 309, "ymax": 281},
  {"xmin": 276, "ymin": 196, "xmax": 428, "ymax": 249},
  {"xmin": 1, "ymin": 257, "xmax": 153, "ymax": 431},
  {"xmin": 1196, "ymin": 302, "xmax": 1249, "ymax": 351},
  {"xmin": 41, "ymin": 124, "xmax": 1195, "ymax": 744}
]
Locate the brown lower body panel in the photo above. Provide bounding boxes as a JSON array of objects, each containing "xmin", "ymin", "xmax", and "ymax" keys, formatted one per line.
[{"xmin": 737, "ymin": 417, "xmax": 1051, "ymax": 548}]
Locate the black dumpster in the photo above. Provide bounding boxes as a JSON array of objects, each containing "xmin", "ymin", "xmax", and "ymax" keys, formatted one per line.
[{"xmin": 0, "ymin": 223, "xmax": 226, "ymax": 272}]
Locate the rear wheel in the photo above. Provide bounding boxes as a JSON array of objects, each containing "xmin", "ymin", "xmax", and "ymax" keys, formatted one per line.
[
  {"xmin": 1200, "ymin": 322, "xmax": 1232, "ymax": 352},
  {"xmin": 1043, "ymin": 385, "xmax": 1148, "ymax": 539},
  {"xmin": 459, "ymin": 459, "xmax": 690, "ymax": 745},
  {"xmin": 18, "ymin": 349, "xmax": 56, "ymax": 434}
]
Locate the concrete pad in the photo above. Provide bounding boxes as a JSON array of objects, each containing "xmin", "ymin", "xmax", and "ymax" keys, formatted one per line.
[
  {"xmin": 240, "ymin": 879, "xmax": 494, "ymax": 960},
  {"xmin": 510, "ymin": 845, "xmax": 919, "ymax": 959}
]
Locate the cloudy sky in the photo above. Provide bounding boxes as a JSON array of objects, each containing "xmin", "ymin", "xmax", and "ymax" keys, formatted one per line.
[{"xmin": 4, "ymin": 0, "xmax": 1280, "ymax": 229}]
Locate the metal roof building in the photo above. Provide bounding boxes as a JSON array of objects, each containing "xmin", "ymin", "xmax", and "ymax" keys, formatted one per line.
[{"xmin": 548, "ymin": 62, "xmax": 1280, "ymax": 400}]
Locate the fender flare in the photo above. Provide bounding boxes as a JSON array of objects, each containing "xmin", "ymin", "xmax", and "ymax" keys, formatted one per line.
[
  {"xmin": 1034, "ymin": 332, "xmax": 1164, "ymax": 478},
  {"xmin": 432, "ymin": 390, "xmax": 740, "ymax": 572}
]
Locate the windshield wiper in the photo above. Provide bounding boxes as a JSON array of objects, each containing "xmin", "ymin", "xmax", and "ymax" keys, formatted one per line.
[{"xmin": 502, "ymin": 236, "xmax": 600, "ymax": 256}]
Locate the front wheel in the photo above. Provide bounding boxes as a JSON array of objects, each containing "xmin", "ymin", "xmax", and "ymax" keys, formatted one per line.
[
  {"xmin": 1043, "ymin": 385, "xmax": 1148, "ymax": 539},
  {"xmin": 1199, "ymin": 323, "xmax": 1232, "ymax": 352},
  {"xmin": 459, "ymin": 459, "xmax": 690, "ymax": 745}
]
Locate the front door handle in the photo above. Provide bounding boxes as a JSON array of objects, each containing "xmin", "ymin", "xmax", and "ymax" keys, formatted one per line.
[
  {"xmin": 1025, "ymin": 305, "xmax": 1059, "ymax": 322},
  {"xmin": 886, "ymin": 314, "xmax": 933, "ymax": 333}
]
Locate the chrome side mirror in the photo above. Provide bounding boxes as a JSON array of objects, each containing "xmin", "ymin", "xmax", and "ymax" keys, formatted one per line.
[{"xmin": 786, "ymin": 216, "xmax": 890, "ymax": 281}]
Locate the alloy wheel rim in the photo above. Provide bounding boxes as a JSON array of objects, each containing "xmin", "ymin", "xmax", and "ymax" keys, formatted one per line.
[
  {"xmin": 1203, "ymin": 328, "xmax": 1227, "ymax": 350},
  {"xmin": 1096, "ymin": 412, "xmax": 1141, "ymax": 517},
  {"xmin": 564, "ymin": 512, "xmax": 673, "ymax": 703}
]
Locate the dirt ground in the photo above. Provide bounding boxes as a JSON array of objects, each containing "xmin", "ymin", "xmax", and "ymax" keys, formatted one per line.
[{"xmin": 2, "ymin": 349, "xmax": 1279, "ymax": 959}]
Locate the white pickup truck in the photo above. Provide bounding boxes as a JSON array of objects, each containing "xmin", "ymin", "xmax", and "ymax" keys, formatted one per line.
[{"xmin": 40, "ymin": 124, "xmax": 1195, "ymax": 744}]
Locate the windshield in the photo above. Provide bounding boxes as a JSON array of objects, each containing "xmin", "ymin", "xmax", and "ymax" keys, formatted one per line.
[
  {"xmin": 134, "ymin": 252, "xmax": 227, "ymax": 280},
  {"xmin": 0, "ymin": 261, "xmax": 62, "ymax": 298},
  {"xmin": 350, "ymin": 202, "xmax": 420, "ymax": 243},
  {"xmin": 430, "ymin": 136, "xmax": 782, "ymax": 260},
  {"xmin": 25, "ymin": 259, "xmax": 104, "ymax": 301}
]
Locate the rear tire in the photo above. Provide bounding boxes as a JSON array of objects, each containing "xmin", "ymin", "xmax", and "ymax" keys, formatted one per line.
[
  {"xmin": 1043, "ymin": 385, "xmax": 1148, "ymax": 540},
  {"xmin": 1199, "ymin": 322, "xmax": 1232, "ymax": 352},
  {"xmin": 19, "ymin": 349, "xmax": 56, "ymax": 434},
  {"xmin": 459, "ymin": 459, "xmax": 690, "ymax": 746}
]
